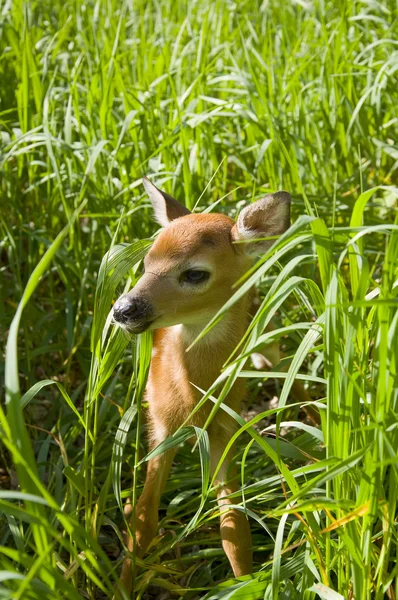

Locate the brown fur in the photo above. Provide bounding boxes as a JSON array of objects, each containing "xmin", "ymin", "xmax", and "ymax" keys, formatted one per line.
[
  {"xmin": 119, "ymin": 214, "xmax": 253, "ymax": 595},
  {"xmin": 115, "ymin": 180, "xmax": 315, "ymax": 596}
]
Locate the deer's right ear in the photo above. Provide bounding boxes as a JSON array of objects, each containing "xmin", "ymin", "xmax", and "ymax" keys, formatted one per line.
[
  {"xmin": 231, "ymin": 191, "xmax": 291, "ymax": 255},
  {"xmin": 143, "ymin": 176, "xmax": 191, "ymax": 227}
]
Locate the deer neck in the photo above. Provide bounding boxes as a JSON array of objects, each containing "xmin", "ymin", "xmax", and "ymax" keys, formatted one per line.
[{"xmin": 166, "ymin": 295, "xmax": 251, "ymax": 388}]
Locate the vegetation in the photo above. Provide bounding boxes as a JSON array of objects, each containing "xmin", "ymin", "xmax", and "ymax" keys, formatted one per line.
[{"xmin": 1, "ymin": 0, "xmax": 397, "ymax": 598}]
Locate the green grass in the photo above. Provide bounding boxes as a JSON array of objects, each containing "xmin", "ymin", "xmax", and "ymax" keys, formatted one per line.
[{"xmin": 1, "ymin": 0, "xmax": 398, "ymax": 598}]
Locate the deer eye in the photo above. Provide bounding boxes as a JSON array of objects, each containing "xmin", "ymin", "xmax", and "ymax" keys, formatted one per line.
[{"xmin": 181, "ymin": 269, "xmax": 210, "ymax": 284}]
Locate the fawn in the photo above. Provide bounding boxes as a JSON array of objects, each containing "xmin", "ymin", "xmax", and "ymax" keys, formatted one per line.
[{"xmin": 113, "ymin": 177, "xmax": 306, "ymax": 594}]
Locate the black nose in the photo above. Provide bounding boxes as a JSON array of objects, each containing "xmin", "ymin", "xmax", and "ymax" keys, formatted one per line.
[{"xmin": 113, "ymin": 295, "xmax": 151, "ymax": 324}]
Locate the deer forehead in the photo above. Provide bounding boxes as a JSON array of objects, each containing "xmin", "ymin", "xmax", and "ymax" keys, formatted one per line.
[{"xmin": 146, "ymin": 213, "xmax": 236, "ymax": 268}]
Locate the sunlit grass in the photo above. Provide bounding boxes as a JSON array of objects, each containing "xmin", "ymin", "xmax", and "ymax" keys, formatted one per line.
[{"xmin": 1, "ymin": 0, "xmax": 398, "ymax": 598}]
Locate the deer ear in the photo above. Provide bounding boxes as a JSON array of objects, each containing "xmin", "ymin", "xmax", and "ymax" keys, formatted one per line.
[
  {"xmin": 143, "ymin": 176, "xmax": 191, "ymax": 227},
  {"xmin": 231, "ymin": 191, "xmax": 291, "ymax": 255}
]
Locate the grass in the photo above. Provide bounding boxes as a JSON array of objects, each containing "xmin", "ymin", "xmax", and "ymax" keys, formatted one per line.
[{"xmin": 1, "ymin": 0, "xmax": 398, "ymax": 598}]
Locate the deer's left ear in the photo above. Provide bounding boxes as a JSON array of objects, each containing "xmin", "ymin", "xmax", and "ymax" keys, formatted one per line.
[
  {"xmin": 143, "ymin": 176, "xmax": 191, "ymax": 227},
  {"xmin": 231, "ymin": 191, "xmax": 291, "ymax": 255}
]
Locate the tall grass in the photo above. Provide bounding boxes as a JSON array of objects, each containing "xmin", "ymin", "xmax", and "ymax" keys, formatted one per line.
[{"xmin": 1, "ymin": 0, "xmax": 398, "ymax": 598}]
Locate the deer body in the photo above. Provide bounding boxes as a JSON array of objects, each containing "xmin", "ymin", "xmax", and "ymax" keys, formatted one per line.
[
  {"xmin": 113, "ymin": 179, "xmax": 292, "ymax": 595},
  {"xmin": 149, "ymin": 313, "xmax": 248, "ymax": 434}
]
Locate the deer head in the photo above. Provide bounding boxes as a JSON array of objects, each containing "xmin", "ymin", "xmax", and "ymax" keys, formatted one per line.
[{"xmin": 113, "ymin": 176, "xmax": 290, "ymax": 333}]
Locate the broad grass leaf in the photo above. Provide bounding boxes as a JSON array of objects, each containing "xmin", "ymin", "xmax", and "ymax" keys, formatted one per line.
[
  {"xmin": 20, "ymin": 379, "xmax": 88, "ymax": 437},
  {"xmin": 203, "ymin": 577, "xmax": 268, "ymax": 600},
  {"xmin": 111, "ymin": 404, "xmax": 137, "ymax": 512},
  {"xmin": 272, "ymin": 509, "xmax": 290, "ymax": 600},
  {"xmin": 277, "ymin": 316, "xmax": 325, "ymax": 421},
  {"xmin": 307, "ymin": 583, "xmax": 345, "ymax": 600},
  {"xmin": 0, "ymin": 492, "xmax": 49, "ymax": 505},
  {"xmin": 193, "ymin": 426, "xmax": 210, "ymax": 499},
  {"xmin": 311, "ymin": 217, "xmax": 332, "ymax": 293},
  {"xmin": 138, "ymin": 427, "xmax": 195, "ymax": 465}
]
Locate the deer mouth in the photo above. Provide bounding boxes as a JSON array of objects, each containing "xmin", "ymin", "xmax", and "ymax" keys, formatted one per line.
[{"xmin": 120, "ymin": 317, "xmax": 160, "ymax": 335}]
